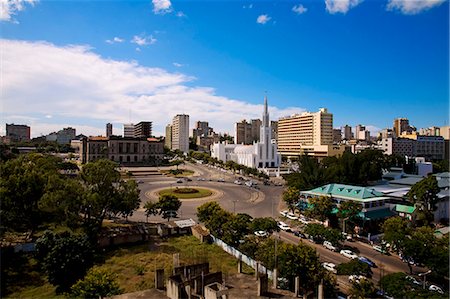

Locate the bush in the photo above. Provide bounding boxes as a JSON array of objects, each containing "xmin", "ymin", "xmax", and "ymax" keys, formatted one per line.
[
  {"xmin": 173, "ymin": 188, "xmax": 199, "ymax": 194},
  {"xmin": 71, "ymin": 267, "xmax": 122, "ymax": 298},
  {"xmin": 336, "ymin": 259, "xmax": 372, "ymax": 278}
]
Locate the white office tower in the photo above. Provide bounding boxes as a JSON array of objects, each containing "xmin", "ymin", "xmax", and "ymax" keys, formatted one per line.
[{"xmin": 172, "ymin": 114, "xmax": 189, "ymax": 153}]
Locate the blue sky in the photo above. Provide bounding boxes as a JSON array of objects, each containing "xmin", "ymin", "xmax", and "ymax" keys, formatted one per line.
[{"xmin": 1, "ymin": 0, "xmax": 448, "ymax": 137}]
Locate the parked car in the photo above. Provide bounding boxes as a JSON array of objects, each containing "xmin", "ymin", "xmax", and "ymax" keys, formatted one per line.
[
  {"xmin": 176, "ymin": 179, "xmax": 183, "ymax": 183},
  {"xmin": 348, "ymin": 275, "xmax": 367, "ymax": 284},
  {"xmin": 373, "ymin": 245, "xmax": 389, "ymax": 254},
  {"xmin": 298, "ymin": 215, "xmax": 309, "ymax": 224},
  {"xmin": 322, "ymin": 262, "xmax": 337, "ymax": 274},
  {"xmin": 217, "ymin": 178, "xmax": 225, "ymax": 182},
  {"xmin": 293, "ymin": 231, "xmax": 306, "ymax": 238},
  {"xmin": 340, "ymin": 249, "xmax": 358, "ymax": 259},
  {"xmin": 277, "ymin": 221, "xmax": 292, "ymax": 232},
  {"xmin": 279, "ymin": 210, "xmax": 289, "ymax": 217},
  {"xmin": 234, "ymin": 180, "xmax": 242, "ymax": 185},
  {"xmin": 429, "ymin": 285, "xmax": 444, "ymax": 294},
  {"xmin": 136, "ymin": 180, "xmax": 143, "ymax": 184},
  {"xmin": 323, "ymin": 241, "xmax": 338, "ymax": 252},
  {"xmin": 342, "ymin": 232, "xmax": 353, "ymax": 241},
  {"xmin": 358, "ymin": 256, "xmax": 376, "ymax": 268},
  {"xmin": 405, "ymin": 275, "xmax": 421, "ymax": 286},
  {"xmin": 254, "ymin": 230, "xmax": 268, "ymax": 237},
  {"xmin": 286, "ymin": 212, "xmax": 299, "ymax": 220}
]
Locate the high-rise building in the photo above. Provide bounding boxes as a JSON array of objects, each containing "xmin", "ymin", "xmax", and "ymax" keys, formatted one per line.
[
  {"xmin": 123, "ymin": 123, "xmax": 134, "ymax": 138},
  {"xmin": 343, "ymin": 125, "xmax": 353, "ymax": 140},
  {"xmin": 165, "ymin": 124, "xmax": 172, "ymax": 149},
  {"xmin": 56, "ymin": 127, "xmax": 76, "ymax": 144},
  {"xmin": 134, "ymin": 121, "xmax": 152, "ymax": 138},
  {"xmin": 172, "ymin": 114, "xmax": 189, "ymax": 153},
  {"xmin": 393, "ymin": 118, "xmax": 410, "ymax": 137},
  {"xmin": 192, "ymin": 121, "xmax": 210, "ymax": 139},
  {"xmin": 106, "ymin": 123, "xmax": 113, "ymax": 137},
  {"xmin": 271, "ymin": 120, "xmax": 278, "ymax": 141},
  {"xmin": 6, "ymin": 123, "xmax": 30, "ymax": 142},
  {"xmin": 355, "ymin": 125, "xmax": 370, "ymax": 141},
  {"xmin": 333, "ymin": 128, "xmax": 342, "ymax": 143},
  {"xmin": 234, "ymin": 119, "xmax": 262, "ymax": 145},
  {"xmin": 278, "ymin": 108, "xmax": 343, "ymax": 158}
]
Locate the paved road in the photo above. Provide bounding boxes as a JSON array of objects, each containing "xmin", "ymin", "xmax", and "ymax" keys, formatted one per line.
[{"xmin": 128, "ymin": 162, "xmax": 283, "ymax": 222}]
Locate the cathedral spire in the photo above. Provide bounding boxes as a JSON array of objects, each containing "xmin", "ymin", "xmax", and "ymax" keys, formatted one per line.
[{"xmin": 263, "ymin": 92, "xmax": 269, "ymax": 128}]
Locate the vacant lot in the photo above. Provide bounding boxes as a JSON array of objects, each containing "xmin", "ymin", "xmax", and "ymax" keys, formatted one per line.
[{"xmin": 5, "ymin": 236, "xmax": 253, "ymax": 298}]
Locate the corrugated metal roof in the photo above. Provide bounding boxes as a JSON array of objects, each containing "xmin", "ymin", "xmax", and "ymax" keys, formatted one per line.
[
  {"xmin": 395, "ymin": 204, "xmax": 416, "ymax": 214},
  {"xmin": 304, "ymin": 183, "xmax": 386, "ymax": 202}
]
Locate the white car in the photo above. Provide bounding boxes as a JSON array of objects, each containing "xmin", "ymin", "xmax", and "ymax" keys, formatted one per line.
[
  {"xmin": 322, "ymin": 262, "xmax": 337, "ymax": 274},
  {"xmin": 286, "ymin": 212, "xmax": 299, "ymax": 220},
  {"xmin": 277, "ymin": 221, "xmax": 292, "ymax": 232},
  {"xmin": 298, "ymin": 216, "xmax": 309, "ymax": 224},
  {"xmin": 429, "ymin": 285, "xmax": 444, "ymax": 294},
  {"xmin": 234, "ymin": 180, "xmax": 242, "ymax": 185},
  {"xmin": 217, "ymin": 178, "xmax": 225, "ymax": 182},
  {"xmin": 340, "ymin": 249, "xmax": 358, "ymax": 259},
  {"xmin": 405, "ymin": 275, "xmax": 421, "ymax": 286},
  {"xmin": 279, "ymin": 210, "xmax": 289, "ymax": 217},
  {"xmin": 348, "ymin": 275, "xmax": 367, "ymax": 284},
  {"xmin": 254, "ymin": 230, "xmax": 268, "ymax": 237},
  {"xmin": 323, "ymin": 241, "xmax": 338, "ymax": 252}
]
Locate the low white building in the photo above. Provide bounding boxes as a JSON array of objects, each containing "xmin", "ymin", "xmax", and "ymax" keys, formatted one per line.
[{"xmin": 211, "ymin": 96, "xmax": 281, "ymax": 172}]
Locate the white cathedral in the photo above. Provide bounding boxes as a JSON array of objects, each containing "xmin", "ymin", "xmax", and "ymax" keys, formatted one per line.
[{"xmin": 211, "ymin": 96, "xmax": 281, "ymax": 172}]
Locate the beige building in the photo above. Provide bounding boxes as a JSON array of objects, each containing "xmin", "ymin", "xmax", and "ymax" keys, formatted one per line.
[
  {"xmin": 80, "ymin": 136, "xmax": 164, "ymax": 165},
  {"xmin": 171, "ymin": 114, "xmax": 189, "ymax": 153},
  {"xmin": 393, "ymin": 118, "xmax": 410, "ymax": 137},
  {"xmin": 277, "ymin": 108, "xmax": 343, "ymax": 158},
  {"xmin": 234, "ymin": 119, "xmax": 262, "ymax": 145},
  {"xmin": 165, "ymin": 124, "xmax": 172, "ymax": 149}
]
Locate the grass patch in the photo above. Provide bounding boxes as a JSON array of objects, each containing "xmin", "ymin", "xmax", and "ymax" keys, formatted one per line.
[
  {"xmin": 160, "ymin": 169, "xmax": 194, "ymax": 177},
  {"xmin": 5, "ymin": 236, "xmax": 253, "ymax": 298},
  {"xmin": 158, "ymin": 188, "xmax": 213, "ymax": 199}
]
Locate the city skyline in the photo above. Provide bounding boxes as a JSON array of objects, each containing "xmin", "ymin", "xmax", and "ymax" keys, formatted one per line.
[{"xmin": 1, "ymin": 0, "xmax": 448, "ymax": 137}]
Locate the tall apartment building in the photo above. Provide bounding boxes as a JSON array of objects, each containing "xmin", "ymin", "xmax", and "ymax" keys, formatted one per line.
[
  {"xmin": 355, "ymin": 125, "xmax": 370, "ymax": 141},
  {"xmin": 278, "ymin": 108, "xmax": 343, "ymax": 158},
  {"xmin": 192, "ymin": 121, "xmax": 210, "ymax": 139},
  {"xmin": 106, "ymin": 123, "xmax": 113, "ymax": 137},
  {"xmin": 271, "ymin": 120, "xmax": 278, "ymax": 141},
  {"xmin": 134, "ymin": 121, "xmax": 152, "ymax": 138},
  {"xmin": 333, "ymin": 128, "xmax": 342, "ymax": 143},
  {"xmin": 123, "ymin": 123, "xmax": 134, "ymax": 138},
  {"xmin": 6, "ymin": 123, "xmax": 31, "ymax": 142},
  {"xmin": 377, "ymin": 128, "xmax": 393, "ymax": 139},
  {"xmin": 171, "ymin": 114, "xmax": 189, "ymax": 153},
  {"xmin": 250, "ymin": 119, "xmax": 262, "ymax": 142},
  {"xmin": 234, "ymin": 119, "xmax": 263, "ymax": 145},
  {"xmin": 343, "ymin": 125, "xmax": 353, "ymax": 140},
  {"xmin": 393, "ymin": 118, "xmax": 410, "ymax": 137},
  {"xmin": 165, "ymin": 124, "xmax": 172, "ymax": 149}
]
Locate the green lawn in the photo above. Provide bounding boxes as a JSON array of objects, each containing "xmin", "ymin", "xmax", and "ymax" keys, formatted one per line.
[
  {"xmin": 160, "ymin": 169, "xmax": 195, "ymax": 177},
  {"xmin": 158, "ymin": 187, "xmax": 213, "ymax": 199},
  {"xmin": 5, "ymin": 236, "xmax": 253, "ymax": 298}
]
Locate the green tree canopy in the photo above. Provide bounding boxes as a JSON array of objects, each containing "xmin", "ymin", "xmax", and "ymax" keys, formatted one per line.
[
  {"xmin": 250, "ymin": 217, "xmax": 279, "ymax": 233},
  {"xmin": 349, "ymin": 278, "xmax": 376, "ymax": 299},
  {"xmin": 336, "ymin": 259, "xmax": 372, "ymax": 277},
  {"xmin": 381, "ymin": 217, "xmax": 411, "ymax": 253},
  {"xmin": 282, "ymin": 186, "xmax": 300, "ymax": 213},
  {"xmin": 156, "ymin": 194, "xmax": 182, "ymax": 221},
  {"xmin": 304, "ymin": 196, "xmax": 333, "ymax": 222},
  {"xmin": 71, "ymin": 267, "xmax": 122, "ymax": 299},
  {"xmin": 35, "ymin": 231, "xmax": 94, "ymax": 293},
  {"xmin": 407, "ymin": 176, "xmax": 440, "ymax": 210}
]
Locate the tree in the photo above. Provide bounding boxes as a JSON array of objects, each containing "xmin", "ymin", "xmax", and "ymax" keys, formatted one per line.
[
  {"xmin": 304, "ymin": 224, "xmax": 343, "ymax": 246},
  {"xmin": 196, "ymin": 201, "xmax": 223, "ymax": 223},
  {"xmin": 157, "ymin": 194, "xmax": 182, "ymax": 221},
  {"xmin": 282, "ymin": 186, "xmax": 299, "ymax": 213},
  {"xmin": 349, "ymin": 278, "xmax": 376, "ymax": 299},
  {"xmin": 407, "ymin": 176, "xmax": 440, "ymax": 210},
  {"xmin": 381, "ymin": 217, "xmax": 411, "ymax": 253},
  {"xmin": 144, "ymin": 201, "xmax": 158, "ymax": 222},
  {"xmin": 71, "ymin": 267, "xmax": 122, "ymax": 298},
  {"xmin": 337, "ymin": 200, "xmax": 362, "ymax": 233},
  {"xmin": 250, "ymin": 217, "xmax": 279, "ymax": 233},
  {"xmin": 277, "ymin": 242, "xmax": 323, "ymax": 294},
  {"xmin": 336, "ymin": 259, "xmax": 372, "ymax": 277},
  {"xmin": 222, "ymin": 213, "xmax": 252, "ymax": 247},
  {"xmin": 35, "ymin": 231, "xmax": 94, "ymax": 293},
  {"xmin": 304, "ymin": 196, "xmax": 333, "ymax": 222},
  {"xmin": 80, "ymin": 159, "xmax": 140, "ymax": 237}
]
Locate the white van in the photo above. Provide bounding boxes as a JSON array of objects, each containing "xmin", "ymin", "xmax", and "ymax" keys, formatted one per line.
[{"xmin": 323, "ymin": 241, "xmax": 338, "ymax": 252}]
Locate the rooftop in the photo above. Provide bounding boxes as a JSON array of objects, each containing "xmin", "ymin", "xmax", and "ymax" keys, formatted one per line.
[{"xmin": 302, "ymin": 183, "xmax": 388, "ymax": 202}]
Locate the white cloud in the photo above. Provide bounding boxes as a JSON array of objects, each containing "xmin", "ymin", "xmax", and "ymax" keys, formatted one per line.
[
  {"xmin": 1, "ymin": 39, "xmax": 305, "ymax": 137},
  {"xmin": 131, "ymin": 34, "xmax": 157, "ymax": 46},
  {"xmin": 106, "ymin": 37, "xmax": 124, "ymax": 44},
  {"xmin": 173, "ymin": 62, "xmax": 183, "ymax": 67},
  {"xmin": 325, "ymin": 0, "xmax": 362, "ymax": 14},
  {"xmin": 243, "ymin": 4, "xmax": 253, "ymax": 9},
  {"xmin": 152, "ymin": 0, "xmax": 172, "ymax": 14},
  {"xmin": 176, "ymin": 11, "xmax": 186, "ymax": 17},
  {"xmin": 292, "ymin": 4, "xmax": 308, "ymax": 14},
  {"xmin": 256, "ymin": 14, "xmax": 271, "ymax": 24},
  {"xmin": 386, "ymin": 0, "xmax": 445, "ymax": 14},
  {"xmin": 1, "ymin": 0, "xmax": 37, "ymax": 22},
  {"xmin": 366, "ymin": 125, "xmax": 381, "ymax": 135}
]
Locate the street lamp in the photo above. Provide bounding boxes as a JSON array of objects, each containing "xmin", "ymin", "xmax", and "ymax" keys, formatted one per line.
[
  {"xmin": 232, "ymin": 199, "xmax": 238, "ymax": 214},
  {"xmin": 418, "ymin": 270, "xmax": 432, "ymax": 290}
]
